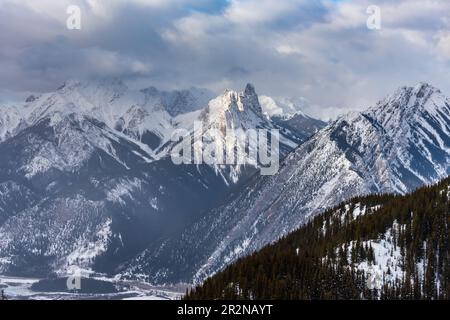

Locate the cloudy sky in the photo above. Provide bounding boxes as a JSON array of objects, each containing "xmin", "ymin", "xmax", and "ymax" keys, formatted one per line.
[{"xmin": 1, "ymin": 0, "xmax": 450, "ymax": 119}]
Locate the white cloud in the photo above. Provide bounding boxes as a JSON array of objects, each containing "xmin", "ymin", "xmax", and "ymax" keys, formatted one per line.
[
  {"xmin": 435, "ymin": 31, "xmax": 450, "ymax": 59},
  {"xmin": 224, "ymin": 0, "xmax": 301, "ymax": 25},
  {"xmin": 1, "ymin": 0, "xmax": 450, "ymax": 119}
]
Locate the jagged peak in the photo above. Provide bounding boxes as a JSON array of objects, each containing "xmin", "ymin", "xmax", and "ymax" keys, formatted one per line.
[
  {"xmin": 387, "ymin": 82, "xmax": 440, "ymax": 104},
  {"xmin": 366, "ymin": 82, "xmax": 446, "ymax": 121},
  {"xmin": 214, "ymin": 83, "xmax": 262, "ymax": 115},
  {"xmin": 199, "ymin": 83, "xmax": 267, "ymax": 129},
  {"xmin": 244, "ymin": 83, "xmax": 257, "ymax": 97},
  {"xmin": 412, "ymin": 82, "xmax": 440, "ymax": 96},
  {"xmin": 220, "ymin": 83, "xmax": 257, "ymax": 98},
  {"xmin": 324, "ymin": 82, "xmax": 450, "ymax": 142}
]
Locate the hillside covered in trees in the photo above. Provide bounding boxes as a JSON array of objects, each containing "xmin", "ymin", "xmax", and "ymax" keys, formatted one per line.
[{"xmin": 186, "ymin": 177, "xmax": 450, "ymax": 300}]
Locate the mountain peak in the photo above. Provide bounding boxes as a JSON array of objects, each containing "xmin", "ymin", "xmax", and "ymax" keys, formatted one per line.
[
  {"xmin": 411, "ymin": 82, "xmax": 440, "ymax": 98},
  {"xmin": 393, "ymin": 82, "xmax": 440, "ymax": 102},
  {"xmin": 367, "ymin": 83, "xmax": 445, "ymax": 123},
  {"xmin": 241, "ymin": 83, "xmax": 262, "ymax": 115},
  {"xmin": 216, "ymin": 84, "xmax": 261, "ymax": 111},
  {"xmin": 200, "ymin": 84, "xmax": 267, "ymax": 131},
  {"xmin": 244, "ymin": 83, "xmax": 256, "ymax": 97}
]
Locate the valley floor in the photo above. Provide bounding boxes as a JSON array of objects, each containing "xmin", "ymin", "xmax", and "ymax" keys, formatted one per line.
[{"xmin": 0, "ymin": 275, "xmax": 184, "ymax": 300}]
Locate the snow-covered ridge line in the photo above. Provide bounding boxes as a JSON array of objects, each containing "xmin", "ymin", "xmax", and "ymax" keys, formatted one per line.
[
  {"xmin": 0, "ymin": 80, "xmax": 213, "ymax": 145},
  {"xmin": 0, "ymin": 80, "xmax": 309, "ymax": 176}
]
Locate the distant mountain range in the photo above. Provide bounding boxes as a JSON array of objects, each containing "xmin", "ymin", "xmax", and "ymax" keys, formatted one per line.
[{"xmin": 0, "ymin": 80, "xmax": 319, "ymax": 277}]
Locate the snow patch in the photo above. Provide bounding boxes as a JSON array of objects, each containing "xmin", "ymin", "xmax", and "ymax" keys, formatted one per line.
[
  {"xmin": 106, "ymin": 178, "xmax": 142, "ymax": 205},
  {"xmin": 63, "ymin": 218, "xmax": 113, "ymax": 273}
]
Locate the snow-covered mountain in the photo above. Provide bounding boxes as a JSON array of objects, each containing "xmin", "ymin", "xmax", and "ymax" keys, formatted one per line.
[
  {"xmin": 0, "ymin": 80, "xmax": 209, "ymax": 156},
  {"xmin": 172, "ymin": 84, "xmax": 304, "ymax": 182},
  {"xmin": 122, "ymin": 83, "xmax": 450, "ymax": 284},
  {"xmin": 0, "ymin": 80, "xmax": 310, "ymax": 278}
]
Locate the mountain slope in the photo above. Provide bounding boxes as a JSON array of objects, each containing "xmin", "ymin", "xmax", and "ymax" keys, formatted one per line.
[
  {"xmin": 0, "ymin": 81, "xmax": 239, "ymax": 276},
  {"xmin": 186, "ymin": 177, "xmax": 450, "ymax": 300},
  {"xmin": 0, "ymin": 112, "xmax": 242, "ymax": 276},
  {"xmin": 125, "ymin": 83, "xmax": 450, "ymax": 284}
]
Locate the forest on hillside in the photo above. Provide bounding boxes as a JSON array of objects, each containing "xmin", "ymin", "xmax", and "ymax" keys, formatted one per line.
[{"xmin": 186, "ymin": 178, "xmax": 450, "ymax": 300}]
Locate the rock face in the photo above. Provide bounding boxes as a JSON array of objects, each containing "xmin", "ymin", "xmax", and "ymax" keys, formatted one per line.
[
  {"xmin": 123, "ymin": 83, "xmax": 450, "ymax": 284},
  {"xmin": 0, "ymin": 80, "xmax": 308, "ymax": 278}
]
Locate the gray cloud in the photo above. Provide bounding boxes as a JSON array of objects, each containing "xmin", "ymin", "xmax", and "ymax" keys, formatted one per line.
[{"xmin": 1, "ymin": 0, "xmax": 450, "ymax": 119}]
